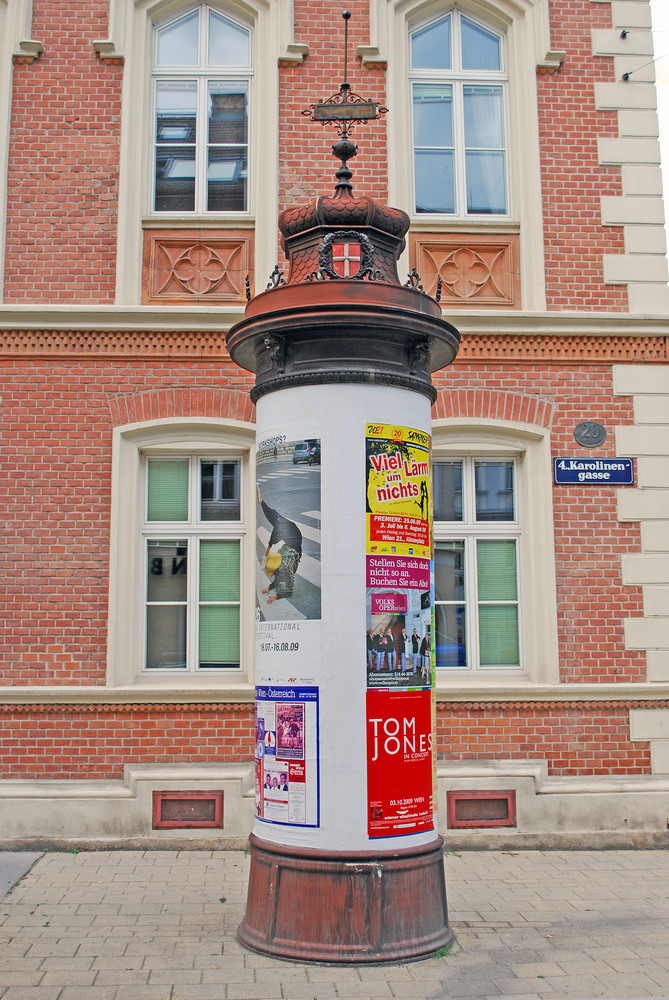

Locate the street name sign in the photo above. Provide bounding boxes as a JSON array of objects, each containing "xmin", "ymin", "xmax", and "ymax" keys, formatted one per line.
[{"xmin": 553, "ymin": 457, "xmax": 634, "ymax": 485}]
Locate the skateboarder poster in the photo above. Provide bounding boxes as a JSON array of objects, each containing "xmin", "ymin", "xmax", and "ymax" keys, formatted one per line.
[{"xmin": 255, "ymin": 430, "xmax": 322, "ymax": 686}]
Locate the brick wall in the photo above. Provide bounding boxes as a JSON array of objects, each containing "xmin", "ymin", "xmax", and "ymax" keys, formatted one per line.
[
  {"xmin": 3, "ymin": 0, "xmax": 122, "ymax": 303},
  {"xmin": 0, "ymin": 348, "xmax": 652, "ymax": 781},
  {"xmin": 0, "ymin": 704, "xmax": 256, "ymax": 780},
  {"xmin": 0, "ymin": 700, "xmax": 654, "ymax": 779},
  {"xmin": 538, "ymin": 0, "xmax": 628, "ymax": 310},
  {"xmin": 1, "ymin": 0, "xmax": 633, "ymax": 309},
  {"xmin": 436, "ymin": 702, "xmax": 653, "ymax": 775},
  {"xmin": 278, "ymin": 0, "xmax": 388, "ymax": 229},
  {"xmin": 0, "ymin": 359, "xmax": 254, "ymax": 685},
  {"xmin": 433, "ymin": 361, "xmax": 645, "ymax": 684}
]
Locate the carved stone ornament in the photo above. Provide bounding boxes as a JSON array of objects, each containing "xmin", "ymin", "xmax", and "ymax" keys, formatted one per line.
[
  {"xmin": 409, "ymin": 338, "xmax": 430, "ymax": 375},
  {"xmin": 263, "ymin": 335, "xmax": 286, "ymax": 374},
  {"xmin": 410, "ymin": 234, "xmax": 520, "ymax": 308},
  {"xmin": 318, "ymin": 230, "xmax": 375, "ymax": 280},
  {"xmin": 142, "ymin": 230, "xmax": 252, "ymax": 305}
]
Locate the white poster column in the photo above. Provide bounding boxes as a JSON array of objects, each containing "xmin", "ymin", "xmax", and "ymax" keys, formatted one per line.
[{"xmin": 229, "ymin": 185, "xmax": 459, "ymax": 963}]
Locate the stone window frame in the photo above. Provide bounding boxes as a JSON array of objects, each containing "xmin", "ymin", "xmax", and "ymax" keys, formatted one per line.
[
  {"xmin": 432, "ymin": 418, "xmax": 559, "ymax": 688},
  {"xmin": 150, "ymin": 3, "xmax": 253, "ymax": 216},
  {"xmin": 109, "ymin": 0, "xmax": 305, "ymax": 304},
  {"xmin": 369, "ymin": 0, "xmax": 563, "ymax": 311},
  {"xmin": 107, "ymin": 417, "xmax": 256, "ymax": 688},
  {"xmin": 408, "ymin": 8, "xmax": 510, "ymax": 220}
]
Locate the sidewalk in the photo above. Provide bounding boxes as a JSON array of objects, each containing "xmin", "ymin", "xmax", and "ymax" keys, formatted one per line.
[{"xmin": 1, "ymin": 848, "xmax": 668, "ymax": 1000}]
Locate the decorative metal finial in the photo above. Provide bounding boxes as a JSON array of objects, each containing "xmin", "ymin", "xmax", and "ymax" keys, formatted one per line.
[{"xmin": 302, "ymin": 11, "xmax": 388, "ymax": 192}]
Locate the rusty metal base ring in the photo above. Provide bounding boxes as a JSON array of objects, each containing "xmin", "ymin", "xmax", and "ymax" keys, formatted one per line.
[{"xmin": 238, "ymin": 833, "xmax": 452, "ymax": 964}]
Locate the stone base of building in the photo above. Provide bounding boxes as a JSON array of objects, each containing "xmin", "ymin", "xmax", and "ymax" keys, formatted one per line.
[
  {"xmin": 238, "ymin": 833, "xmax": 452, "ymax": 964},
  {"xmin": 2, "ymin": 762, "xmax": 669, "ymax": 848}
]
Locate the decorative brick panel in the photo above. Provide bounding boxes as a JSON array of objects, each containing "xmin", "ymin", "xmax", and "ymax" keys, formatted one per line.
[
  {"xmin": 446, "ymin": 790, "xmax": 516, "ymax": 828},
  {"xmin": 409, "ymin": 233, "xmax": 520, "ymax": 308},
  {"xmin": 152, "ymin": 790, "xmax": 224, "ymax": 829},
  {"xmin": 142, "ymin": 229, "xmax": 253, "ymax": 305}
]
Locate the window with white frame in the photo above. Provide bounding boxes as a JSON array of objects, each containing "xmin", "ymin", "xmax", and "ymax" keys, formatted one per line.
[
  {"xmin": 409, "ymin": 9, "xmax": 508, "ymax": 216},
  {"xmin": 433, "ymin": 457, "xmax": 521, "ymax": 672},
  {"xmin": 142, "ymin": 454, "xmax": 243, "ymax": 672},
  {"xmin": 152, "ymin": 4, "xmax": 251, "ymax": 213}
]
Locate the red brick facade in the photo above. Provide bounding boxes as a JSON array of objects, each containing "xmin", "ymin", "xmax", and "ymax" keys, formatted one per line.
[{"xmin": 1, "ymin": 0, "xmax": 667, "ymax": 838}]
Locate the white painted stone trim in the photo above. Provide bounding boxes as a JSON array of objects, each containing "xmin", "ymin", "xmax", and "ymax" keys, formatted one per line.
[
  {"xmin": 0, "ymin": 764, "xmax": 256, "ymax": 841},
  {"xmin": 593, "ymin": 0, "xmax": 669, "ymax": 312},
  {"xmin": 7, "ymin": 0, "xmax": 42, "ymax": 59},
  {"xmin": 614, "ymin": 363, "xmax": 669, "ymax": 680},
  {"xmin": 1, "ymin": 305, "xmax": 668, "ymax": 335},
  {"xmin": 1, "ymin": 682, "xmax": 669, "ymax": 703},
  {"xmin": 630, "ymin": 707, "xmax": 669, "ymax": 773}
]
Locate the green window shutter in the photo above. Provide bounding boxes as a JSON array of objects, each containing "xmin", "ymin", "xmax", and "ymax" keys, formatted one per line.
[
  {"xmin": 479, "ymin": 606, "xmax": 519, "ymax": 665},
  {"xmin": 199, "ymin": 541, "xmax": 240, "ymax": 667},
  {"xmin": 477, "ymin": 540, "xmax": 517, "ymax": 600},
  {"xmin": 199, "ymin": 540, "xmax": 240, "ymax": 602},
  {"xmin": 199, "ymin": 606, "xmax": 240, "ymax": 667},
  {"xmin": 147, "ymin": 460, "xmax": 188, "ymax": 521}
]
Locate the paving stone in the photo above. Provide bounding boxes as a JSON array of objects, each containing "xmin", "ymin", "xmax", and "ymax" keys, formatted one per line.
[
  {"xmin": 114, "ymin": 988, "xmax": 175, "ymax": 1000},
  {"xmin": 95, "ymin": 968, "xmax": 151, "ymax": 985},
  {"xmin": 1, "ymin": 990, "xmax": 63, "ymax": 999},
  {"xmin": 276, "ymin": 982, "xmax": 338, "ymax": 997},
  {"xmin": 227, "ymin": 987, "xmax": 284, "ymax": 1000},
  {"xmin": 385, "ymin": 980, "xmax": 448, "ymax": 997},
  {"xmin": 511, "ymin": 962, "xmax": 566, "ymax": 978},
  {"xmin": 149, "ymin": 968, "xmax": 202, "ymax": 984},
  {"xmin": 0, "ymin": 975, "xmax": 44, "ymax": 989}
]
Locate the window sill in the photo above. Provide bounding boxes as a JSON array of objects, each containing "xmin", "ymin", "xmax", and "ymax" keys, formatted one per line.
[
  {"xmin": 410, "ymin": 217, "xmax": 519, "ymax": 234},
  {"xmin": 143, "ymin": 214, "xmax": 255, "ymax": 229}
]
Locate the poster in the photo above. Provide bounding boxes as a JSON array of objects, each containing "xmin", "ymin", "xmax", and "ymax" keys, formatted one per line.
[
  {"xmin": 365, "ymin": 555, "xmax": 432, "ymax": 689},
  {"xmin": 364, "ymin": 424, "xmax": 433, "ymax": 690},
  {"xmin": 366, "ymin": 423, "xmax": 432, "ymax": 558},
  {"xmin": 366, "ymin": 688, "xmax": 435, "ymax": 838},
  {"xmin": 255, "ymin": 685, "xmax": 319, "ymax": 827},
  {"xmin": 365, "ymin": 423, "xmax": 437, "ymax": 838},
  {"xmin": 255, "ymin": 432, "xmax": 321, "ymax": 685}
]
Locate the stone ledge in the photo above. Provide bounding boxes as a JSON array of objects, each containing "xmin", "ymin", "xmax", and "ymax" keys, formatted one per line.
[{"xmin": 2, "ymin": 683, "xmax": 669, "ymax": 706}]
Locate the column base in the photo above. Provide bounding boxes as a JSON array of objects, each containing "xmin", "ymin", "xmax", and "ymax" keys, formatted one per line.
[{"xmin": 238, "ymin": 833, "xmax": 452, "ymax": 964}]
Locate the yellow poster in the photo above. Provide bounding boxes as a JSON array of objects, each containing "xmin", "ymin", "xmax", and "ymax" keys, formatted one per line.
[{"xmin": 365, "ymin": 423, "xmax": 432, "ymax": 558}]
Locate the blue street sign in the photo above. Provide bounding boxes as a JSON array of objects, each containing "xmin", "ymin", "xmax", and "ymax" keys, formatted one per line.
[{"xmin": 553, "ymin": 457, "xmax": 634, "ymax": 485}]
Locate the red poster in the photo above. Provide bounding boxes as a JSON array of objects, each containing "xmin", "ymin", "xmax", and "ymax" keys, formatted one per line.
[{"xmin": 366, "ymin": 689, "xmax": 435, "ymax": 838}]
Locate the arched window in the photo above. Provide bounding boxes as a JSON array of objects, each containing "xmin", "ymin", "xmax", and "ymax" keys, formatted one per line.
[
  {"xmin": 409, "ymin": 10, "xmax": 508, "ymax": 217},
  {"xmin": 152, "ymin": 4, "xmax": 251, "ymax": 213}
]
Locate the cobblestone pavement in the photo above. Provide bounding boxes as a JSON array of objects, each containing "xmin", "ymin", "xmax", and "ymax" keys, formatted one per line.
[{"xmin": 1, "ymin": 849, "xmax": 668, "ymax": 999}]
